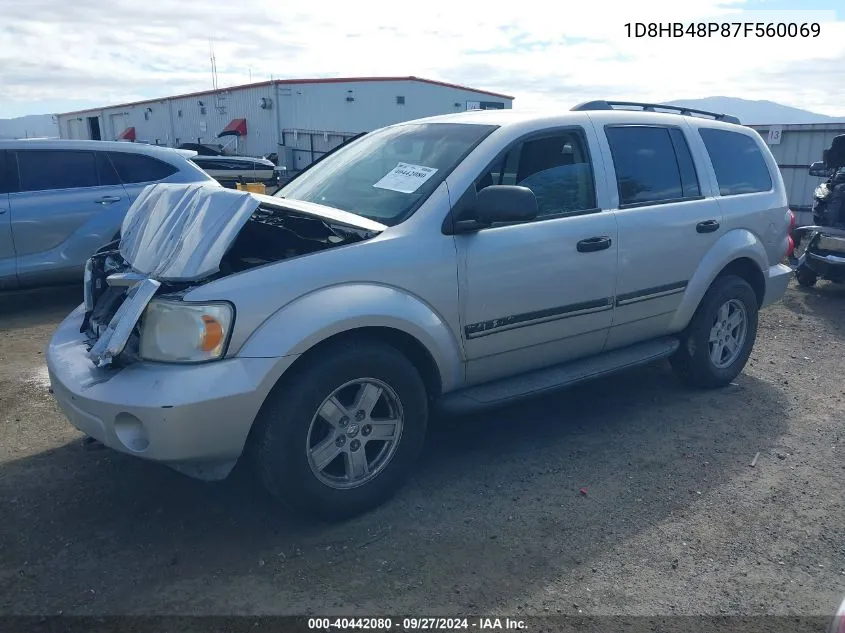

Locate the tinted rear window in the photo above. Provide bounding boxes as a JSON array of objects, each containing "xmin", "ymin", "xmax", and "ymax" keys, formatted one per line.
[
  {"xmin": 107, "ymin": 152, "xmax": 178, "ymax": 184},
  {"xmin": 16, "ymin": 150, "xmax": 99, "ymax": 192},
  {"xmin": 698, "ymin": 128, "xmax": 773, "ymax": 195},
  {"xmin": 605, "ymin": 126, "xmax": 684, "ymax": 206},
  {"xmin": 96, "ymin": 152, "xmax": 122, "ymax": 186}
]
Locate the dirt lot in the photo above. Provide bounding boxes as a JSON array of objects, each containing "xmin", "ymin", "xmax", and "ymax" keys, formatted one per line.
[{"xmin": 1, "ymin": 282, "xmax": 843, "ymax": 617}]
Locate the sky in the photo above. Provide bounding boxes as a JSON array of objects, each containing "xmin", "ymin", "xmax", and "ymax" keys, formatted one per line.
[{"xmin": 1, "ymin": 0, "xmax": 844, "ymax": 119}]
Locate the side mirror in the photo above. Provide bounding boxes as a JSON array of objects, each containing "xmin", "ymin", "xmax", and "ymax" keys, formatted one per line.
[
  {"xmin": 809, "ymin": 161, "xmax": 829, "ymax": 177},
  {"xmin": 475, "ymin": 185, "xmax": 538, "ymax": 225}
]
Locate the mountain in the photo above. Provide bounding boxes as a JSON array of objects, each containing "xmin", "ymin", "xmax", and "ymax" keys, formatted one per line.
[{"xmin": 661, "ymin": 97, "xmax": 843, "ymax": 125}]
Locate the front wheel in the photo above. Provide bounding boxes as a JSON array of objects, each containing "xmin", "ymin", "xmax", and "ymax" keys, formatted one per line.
[
  {"xmin": 670, "ymin": 275, "xmax": 759, "ymax": 388},
  {"xmin": 795, "ymin": 265, "xmax": 818, "ymax": 287},
  {"xmin": 253, "ymin": 339, "xmax": 428, "ymax": 520}
]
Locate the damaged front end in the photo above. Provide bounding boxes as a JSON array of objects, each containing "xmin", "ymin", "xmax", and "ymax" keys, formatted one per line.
[
  {"xmin": 81, "ymin": 250, "xmax": 160, "ymax": 367},
  {"xmin": 81, "ymin": 183, "xmax": 385, "ymax": 368}
]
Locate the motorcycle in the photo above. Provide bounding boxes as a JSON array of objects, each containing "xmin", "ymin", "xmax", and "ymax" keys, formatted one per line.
[{"xmin": 793, "ymin": 134, "xmax": 845, "ymax": 287}]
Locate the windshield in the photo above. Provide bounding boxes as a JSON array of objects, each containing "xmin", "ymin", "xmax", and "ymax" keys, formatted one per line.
[{"xmin": 275, "ymin": 122, "xmax": 497, "ymax": 226}]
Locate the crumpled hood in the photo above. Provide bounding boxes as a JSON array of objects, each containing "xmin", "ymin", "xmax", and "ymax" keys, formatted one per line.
[{"xmin": 119, "ymin": 183, "xmax": 385, "ymax": 282}]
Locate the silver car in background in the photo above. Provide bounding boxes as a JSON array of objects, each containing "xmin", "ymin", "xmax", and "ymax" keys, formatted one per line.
[{"xmin": 0, "ymin": 139, "xmax": 216, "ymax": 290}]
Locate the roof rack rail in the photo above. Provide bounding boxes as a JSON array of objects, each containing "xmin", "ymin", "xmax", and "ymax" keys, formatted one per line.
[{"xmin": 571, "ymin": 100, "xmax": 741, "ymax": 125}]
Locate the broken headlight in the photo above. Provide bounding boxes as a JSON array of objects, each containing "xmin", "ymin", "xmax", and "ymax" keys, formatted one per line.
[{"xmin": 139, "ymin": 300, "xmax": 234, "ymax": 363}]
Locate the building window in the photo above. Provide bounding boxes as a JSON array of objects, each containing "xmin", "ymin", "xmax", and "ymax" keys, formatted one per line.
[
  {"xmin": 177, "ymin": 109, "xmax": 183, "ymax": 118},
  {"xmin": 396, "ymin": 96, "xmax": 405, "ymax": 105}
]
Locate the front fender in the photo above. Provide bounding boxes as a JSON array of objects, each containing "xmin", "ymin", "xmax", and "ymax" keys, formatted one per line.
[
  {"xmin": 669, "ymin": 228, "xmax": 769, "ymax": 332},
  {"xmin": 236, "ymin": 283, "xmax": 465, "ymax": 392}
]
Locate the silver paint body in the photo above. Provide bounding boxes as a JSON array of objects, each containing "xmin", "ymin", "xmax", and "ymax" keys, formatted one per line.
[
  {"xmin": 0, "ymin": 139, "xmax": 215, "ymax": 290},
  {"xmin": 46, "ymin": 109, "xmax": 793, "ymax": 477}
]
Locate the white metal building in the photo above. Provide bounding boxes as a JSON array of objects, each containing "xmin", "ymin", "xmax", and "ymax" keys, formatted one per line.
[
  {"xmin": 56, "ymin": 76, "xmax": 514, "ymax": 170},
  {"xmin": 0, "ymin": 114, "xmax": 60, "ymax": 140},
  {"xmin": 749, "ymin": 122, "xmax": 845, "ymax": 223}
]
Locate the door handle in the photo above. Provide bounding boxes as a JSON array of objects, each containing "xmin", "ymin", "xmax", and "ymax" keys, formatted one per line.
[
  {"xmin": 696, "ymin": 220, "xmax": 720, "ymax": 233},
  {"xmin": 95, "ymin": 196, "xmax": 122, "ymax": 205},
  {"xmin": 577, "ymin": 236, "xmax": 612, "ymax": 253}
]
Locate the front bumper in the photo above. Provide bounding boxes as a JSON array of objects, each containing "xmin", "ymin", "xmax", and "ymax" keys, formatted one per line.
[
  {"xmin": 47, "ymin": 304, "xmax": 295, "ymax": 479},
  {"xmin": 761, "ymin": 263, "xmax": 792, "ymax": 308}
]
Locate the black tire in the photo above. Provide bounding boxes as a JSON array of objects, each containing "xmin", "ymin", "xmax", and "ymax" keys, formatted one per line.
[
  {"xmin": 795, "ymin": 266, "xmax": 818, "ymax": 287},
  {"xmin": 669, "ymin": 275, "xmax": 759, "ymax": 389},
  {"xmin": 252, "ymin": 339, "xmax": 428, "ymax": 521}
]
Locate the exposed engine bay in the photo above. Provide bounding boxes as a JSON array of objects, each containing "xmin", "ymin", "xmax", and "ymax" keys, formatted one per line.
[
  {"xmin": 218, "ymin": 205, "xmax": 373, "ymax": 276},
  {"xmin": 81, "ymin": 185, "xmax": 384, "ymax": 367}
]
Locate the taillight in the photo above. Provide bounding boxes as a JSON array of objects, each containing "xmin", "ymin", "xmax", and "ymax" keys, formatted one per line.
[{"xmin": 783, "ymin": 210, "xmax": 797, "ymax": 260}]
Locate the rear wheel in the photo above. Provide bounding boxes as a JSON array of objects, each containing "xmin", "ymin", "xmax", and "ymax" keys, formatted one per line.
[
  {"xmin": 670, "ymin": 275, "xmax": 758, "ymax": 388},
  {"xmin": 253, "ymin": 339, "xmax": 428, "ymax": 520}
]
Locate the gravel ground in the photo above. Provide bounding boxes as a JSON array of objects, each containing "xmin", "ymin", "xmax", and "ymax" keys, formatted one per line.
[{"xmin": 0, "ymin": 281, "xmax": 843, "ymax": 617}]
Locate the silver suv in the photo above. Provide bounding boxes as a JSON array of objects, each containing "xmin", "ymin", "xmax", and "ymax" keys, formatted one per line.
[
  {"xmin": 0, "ymin": 139, "xmax": 215, "ymax": 290},
  {"xmin": 46, "ymin": 102, "xmax": 793, "ymax": 520}
]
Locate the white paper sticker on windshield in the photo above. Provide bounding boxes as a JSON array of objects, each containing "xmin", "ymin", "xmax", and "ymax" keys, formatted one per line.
[{"xmin": 373, "ymin": 163, "xmax": 438, "ymax": 194}]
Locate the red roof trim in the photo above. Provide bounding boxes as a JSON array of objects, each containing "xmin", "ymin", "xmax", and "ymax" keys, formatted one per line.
[
  {"xmin": 58, "ymin": 76, "xmax": 514, "ymax": 116},
  {"xmin": 218, "ymin": 118, "xmax": 247, "ymax": 137},
  {"xmin": 117, "ymin": 127, "xmax": 136, "ymax": 141}
]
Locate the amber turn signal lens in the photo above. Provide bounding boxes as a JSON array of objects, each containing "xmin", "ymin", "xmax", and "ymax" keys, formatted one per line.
[{"xmin": 199, "ymin": 315, "xmax": 225, "ymax": 352}]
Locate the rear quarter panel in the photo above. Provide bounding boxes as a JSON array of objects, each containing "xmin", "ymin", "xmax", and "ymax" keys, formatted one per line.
[
  {"xmin": 668, "ymin": 228, "xmax": 770, "ymax": 332},
  {"xmin": 685, "ymin": 121, "xmax": 790, "ymax": 267},
  {"xmin": 668, "ymin": 122, "xmax": 789, "ymax": 331}
]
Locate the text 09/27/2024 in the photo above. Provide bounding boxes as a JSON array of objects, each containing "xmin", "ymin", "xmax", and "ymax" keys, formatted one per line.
[{"xmin": 625, "ymin": 22, "xmax": 821, "ymax": 38}]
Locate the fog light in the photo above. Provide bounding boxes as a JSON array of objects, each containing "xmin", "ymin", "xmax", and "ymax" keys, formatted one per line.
[{"xmin": 114, "ymin": 412, "xmax": 149, "ymax": 452}]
